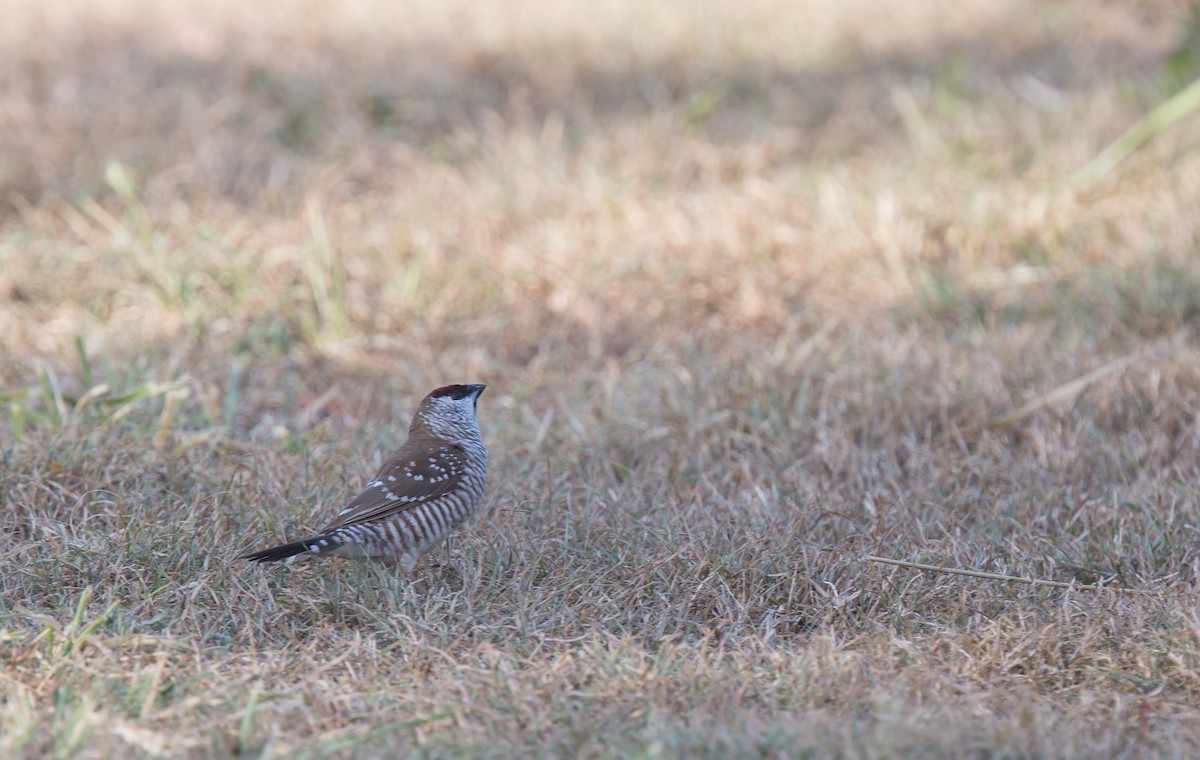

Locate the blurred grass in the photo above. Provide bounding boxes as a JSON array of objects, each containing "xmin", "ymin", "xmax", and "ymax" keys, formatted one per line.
[{"xmin": 2, "ymin": 0, "xmax": 1200, "ymax": 757}]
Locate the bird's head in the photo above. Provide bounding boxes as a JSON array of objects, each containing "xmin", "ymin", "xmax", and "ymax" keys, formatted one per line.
[{"xmin": 412, "ymin": 383, "xmax": 487, "ymax": 441}]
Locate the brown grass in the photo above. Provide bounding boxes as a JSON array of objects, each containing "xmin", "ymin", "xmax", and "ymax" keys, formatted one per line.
[{"xmin": 3, "ymin": 0, "xmax": 1200, "ymax": 756}]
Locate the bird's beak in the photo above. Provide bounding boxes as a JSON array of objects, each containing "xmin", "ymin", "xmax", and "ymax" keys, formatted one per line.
[{"xmin": 466, "ymin": 383, "xmax": 486, "ymax": 411}]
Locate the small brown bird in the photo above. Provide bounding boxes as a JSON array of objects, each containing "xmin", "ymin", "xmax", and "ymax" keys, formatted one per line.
[{"xmin": 240, "ymin": 384, "xmax": 489, "ymax": 583}]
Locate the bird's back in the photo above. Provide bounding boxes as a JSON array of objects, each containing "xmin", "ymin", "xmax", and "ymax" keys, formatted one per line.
[{"xmin": 325, "ymin": 434, "xmax": 488, "ymax": 562}]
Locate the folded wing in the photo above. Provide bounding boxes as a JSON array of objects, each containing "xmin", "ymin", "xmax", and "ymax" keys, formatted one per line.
[{"xmin": 321, "ymin": 443, "xmax": 468, "ymax": 530}]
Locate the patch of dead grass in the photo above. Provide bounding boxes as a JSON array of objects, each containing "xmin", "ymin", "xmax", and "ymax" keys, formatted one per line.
[{"xmin": 3, "ymin": 0, "xmax": 1200, "ymax": 756}]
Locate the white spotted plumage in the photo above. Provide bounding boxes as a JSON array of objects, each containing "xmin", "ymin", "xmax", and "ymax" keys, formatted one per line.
[{"xmin": 240, "ymin": 384, "xmax": 489, "ymax": 581}]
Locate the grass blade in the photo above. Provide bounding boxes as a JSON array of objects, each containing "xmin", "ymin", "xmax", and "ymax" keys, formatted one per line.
[{"xmin": 1071, "ymin": 75, "xmax": 1200, "ymax": 188}]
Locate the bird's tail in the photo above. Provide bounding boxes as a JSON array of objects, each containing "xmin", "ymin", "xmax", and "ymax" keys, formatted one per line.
[{"xmin": 239, "ymin": 534, "xmax": 341, "ymax": 562}]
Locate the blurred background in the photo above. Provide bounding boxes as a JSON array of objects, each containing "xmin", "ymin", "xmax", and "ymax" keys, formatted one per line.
[{"xmin": 1, "ymin": 0, "xmax": 1197, "ymax": 438}]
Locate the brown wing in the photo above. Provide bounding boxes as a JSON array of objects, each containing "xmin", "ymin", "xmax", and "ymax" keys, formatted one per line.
[{"xmin": 320, "ymin": 442, "xmax": 468, "ymax": 530}]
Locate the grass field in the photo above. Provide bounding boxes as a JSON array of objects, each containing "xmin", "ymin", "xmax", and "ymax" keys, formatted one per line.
[{"xmin": 3, "ymin": 0, "xmax": 1200, "ymax": 756}]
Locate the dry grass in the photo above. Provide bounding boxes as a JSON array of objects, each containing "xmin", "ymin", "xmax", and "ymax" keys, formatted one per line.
[{"xmin": 3, "ymin": 0, "xmax": 1200, "ymax": 756}]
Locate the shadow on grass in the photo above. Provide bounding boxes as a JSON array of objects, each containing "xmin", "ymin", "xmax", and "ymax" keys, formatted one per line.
[{"xmin": 0, "ymin": 9, "xmax": 1173, "ymax": 215}]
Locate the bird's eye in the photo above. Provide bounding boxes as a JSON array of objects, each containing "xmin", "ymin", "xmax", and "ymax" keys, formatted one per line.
[{"xmin": 451, "ymin": 389, "xmax": 466, "ymax": 400}]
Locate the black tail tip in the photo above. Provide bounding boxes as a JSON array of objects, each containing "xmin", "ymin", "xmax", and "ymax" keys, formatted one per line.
[{"xmin": 239, "ymin": 536, "xmax": 338, "ymax": 563}]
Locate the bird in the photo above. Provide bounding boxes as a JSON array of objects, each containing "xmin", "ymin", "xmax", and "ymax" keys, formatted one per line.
[{"xmin": 240, "ymin": 383, "xmax": 489, "ymax": 585}]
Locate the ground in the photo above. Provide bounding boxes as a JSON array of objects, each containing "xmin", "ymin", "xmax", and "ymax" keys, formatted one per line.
[{"xmin": 2, "ymin": 0, "xmax": 1200, "ymax": 757}]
